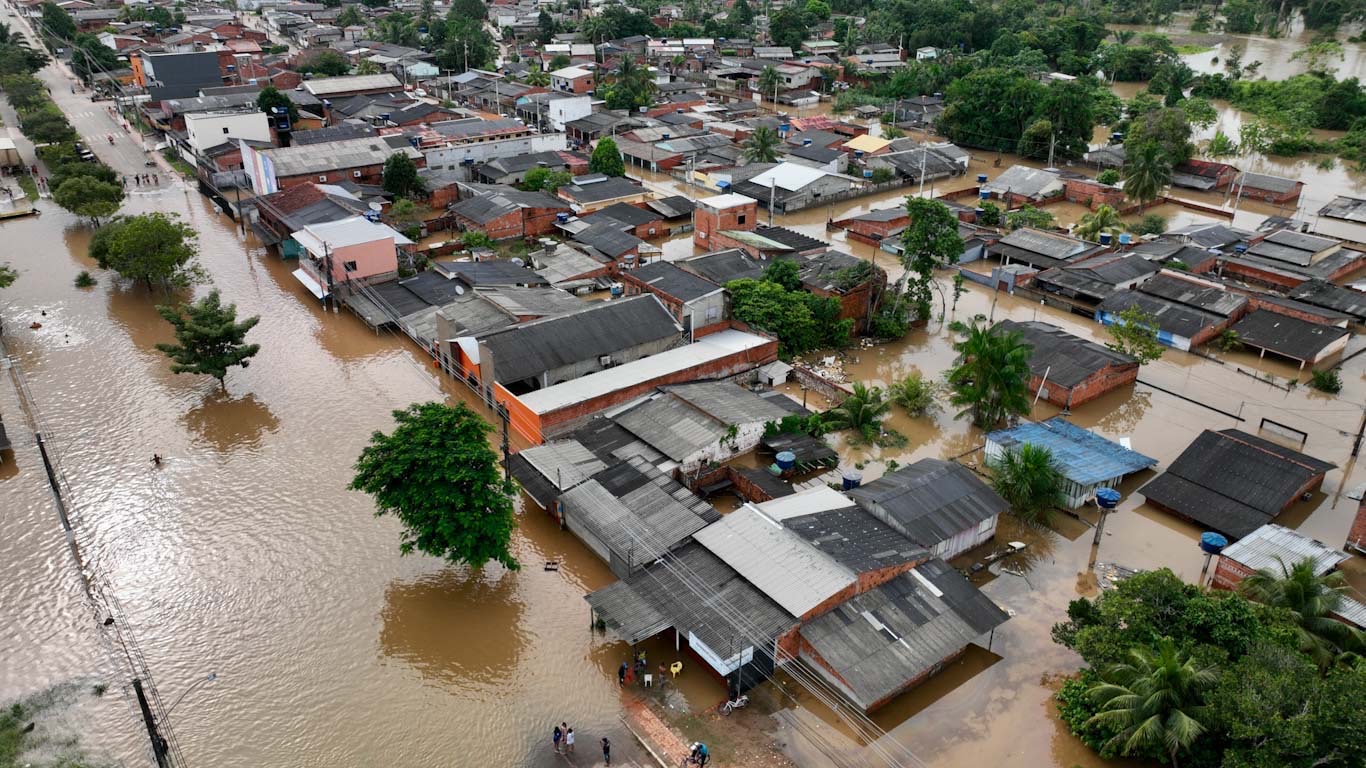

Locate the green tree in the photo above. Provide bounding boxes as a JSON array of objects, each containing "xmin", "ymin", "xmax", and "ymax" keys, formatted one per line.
[
  {"xmin": 257, "ymin": 85, "xmax": 298, "ymax": 122},
  {"xmin": 731, "ymin": 0, "xmax": 754, "ymax": 26},
  {"xmin": 1074, "ymin": 204, "xmax": 1124, "ymax": 241},
  {"xmin": 1239, "ymin": 557, "xmax": 1364, "ymax": 667},
  {"xmin": 989, "ymin": 443, "xmax": 1065, "ymax": 523},
  {"xmin": 374, "ymin": 12, "xmax": 419, "ymax": 48},
  {"xmin": 947, "ymin": 320, "xmax": 1033, "ymax": 429},
  {"xmin": 70, "ymin": 32, "xmax": 118, "ymax": 83},
  {"xmin": 300, "ymin": 48, "xmax": 353, "ymax": 76},
  {"xmin": 336, "ymin": 4, "xmax": 364, "ymax": 27},
  {"xmin": 1004, "ymin": 206, "xmax": 1056, "ymax": 231},
  {"xmin": 383, "ymin": 152, "xmax": 425, "ymax": 198},
  {"xmin": 602, "ymin": 54, "xmax": 655, "ymax": 111},
  {"xmin": 1104, "ymin": 305, "xmax": 1164, "ymax": 364},
  {"xmin": 354, "ymin": 59, "xmax": 382, "ymax": 75},
  {"xmin": 1210, "ymin": 643, "xmax": 1366, "ymax": 768},
  {"xmin": 537, "ymin": 8, "xmax": 556, "ymax": 43},
  {"xmin": 822, "ymin": 382, "xmax": 891, "ymax": 442},
  {"xmin": 89, "ymin": 213, "xmax": 202, "ymax": 288},
  {"xmin": 756, "ymin": 65, "xmax": 782, "ymax": 103},
  {"xmin": 1310, "ymin": 368, "xmax": 1342, "ymax": 394},
  {"xmin": 900, "ymin": 197, "xmax": 963, "ymax": 322},
  {"xmin": 589, "ymin": 138, "xmax": 626, "ymax": 177},
  {"xmin": 438, "ymin": 18, "xmax": 494, "ymax": 73},
  {"xmin": 53, "ymin": 175, "xmax": 123, "ymax": 225},
  {"xmin": 762, "ymin": 259, "xmax": 802, "ymax": 292},
  {"xmin": 0, "ymin": 263, "xmax": 17, "ymax": 290},
  {"xmin": 725, "ymin": 278, "xmax": 849, "ymax": 356},
  {"xmin": 449, "ymin": 0, "xmax": 487, "ymax": 21},
  {"xmin": 155, "ymin": 291, "xmax": 261, "ymax": 390},
  {"xmin": 39, "ymin": 2, "xmax": 76, "ymax": 45},
  {"xmin": 742, "ymin": 124, "xmax": 781, "ymax": 163},
  {"xmin": 520, "ymin": 166, "xmax": 572, "ymax": 192},
  {"xmin": 1086, "ymin": 638, "xmax": 1218, "ymax": 767},
  {"xmin": 939, "ymin": 68, "xmax": 1044, "ymax": 152},
  {"xmin": 888, "ymin": 371, "xmax": 938, "ymax": 417},
  {"xmin": 350, "ymin": 402, "xmax": 520, "ymax": 571},
  {"xmin": 1096, "ymin": 169, "xmax": 1121, "ymax": 185},
  {"xmin": 1205, "ymin": 130, "xmax": 1238, "ymax": 158},
  {"xmin": 768, "ymin": 5, "xmax": 808, "ymax": 50},
  {"xmin": 20, "ymin": 105, "xmax": 75, "ymax": 144},
  {"xmin": 1124, "ymin": 107, "xmax": 1194, "ymax": 166},
  {"xmin": 1122, "ymin": 143, "xmax": 1172, "ymax": 206}
]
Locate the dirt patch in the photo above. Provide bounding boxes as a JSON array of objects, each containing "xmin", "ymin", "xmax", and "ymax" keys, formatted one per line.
[{"xmin": 632, "ymin": 688, "xmax": 797, "ymax": 768}]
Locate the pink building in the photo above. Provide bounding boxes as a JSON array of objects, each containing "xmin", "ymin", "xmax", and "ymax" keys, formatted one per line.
[{"xmin": 290, "ymin": 217, "xmax": 411, "ymax": 299}]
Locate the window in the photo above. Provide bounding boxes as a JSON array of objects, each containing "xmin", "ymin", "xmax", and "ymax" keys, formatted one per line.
[
  {"xmin": 318, "ymin": 175, "xmax": 327, "ymax": 182},
  {"xmin": 737, "ymin": 214, "xmax": 746, "ymax": 225},
  {"xmin": 705, "ymin": 305, "xmax": 719, "ymax": 321},
  {"xmin": 976, "ymin": 518, "xmax": 993, "ymax": 534},
  {"xmin": 222, "ymin": 126, "xmax": 230, "ymax": 134},
  {"xmin": 352, "ymin": 170, "xmax": 361, "ymax": 178},
  {"xmin": 343, "ymin": 260, "xmax": 357, "ymax": 272}
]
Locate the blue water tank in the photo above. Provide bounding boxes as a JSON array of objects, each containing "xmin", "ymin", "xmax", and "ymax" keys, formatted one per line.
[
  {"xmin": 802, "ymin": 138, "xmax": 812, "ymax": 146},
  {"xmin": 979, "ymin": 190, "xmax": 991, "ymax": 201},
  {"xmin": 775, "ymin": 451, "xmax": 796, "ymax": 471},
  {"xmin": 854, "ymin": 150, "xmax": 864, "ymax": 158},
  {"xmin": 1099, "ymin": 232, "xmax": 1113, "ymax": 245},
  {"xmin": 1234, "ymin": 243, "xmax": 1248, "ymax": 253},
  {"xmin": 1200, "ymin": 532, "xmax": 1229, "ymax": 555},
  {"xmin": 863, "ymin": 169, "xmax": 873, "ymax": 178},
  {"xmin": 556, "ymin": 212, "xmax": 569, "ymax": 223},
  {"xmin": 1096, "ymin": 487, "xmax": 1121, "ymax": 510},
  {"xmin": 841, "ymin": 469, "xmax": 863, "ymax": 490},
  {"xmin": 1119, "ymin": 233, "xmax": 1132, "ymax": 245},
  {"xmin": 977, "ymin": 173, "xmax": 988, "ymax": 184}
]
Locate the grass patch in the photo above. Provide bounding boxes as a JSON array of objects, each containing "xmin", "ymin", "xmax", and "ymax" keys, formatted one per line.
[
  {"xmin": 17, "ymin": 175, "xmax": 38, "ymax": 201},
  {"xmin": 1, "ymin": 687, "xmax": 106, "ymax": 768},
  {"xmin": 1175, "ymin": 43, "xmax": 1213, "ymax": 54},
  {"xmin": 159, "ymin": 148, "xmax": 195, "ymax": 178}
]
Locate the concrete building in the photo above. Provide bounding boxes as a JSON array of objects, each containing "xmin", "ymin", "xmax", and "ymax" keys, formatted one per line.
[
  {"xmin": 619, "ymin": 261, "xmax": 727, "ymax": 335},
  {"xmin": 549, "ymin": 65, "xmax": 596, "ymax": 94},
  {"xmin": 693, "ymin": 193, "xmax": 758, "ymax": 248},
  {"xmin": 243, "ymin": 137, "xmax": 422, "ymax": 194},
  {"xmin": 290, "ymin": 217, "xmax": 410, "ymax": 299},
  {"xmin": 993, "ymin": 320, "xmax": 1139, "ymax": 409},
  {"xmin": 1211, "ymin": 523, "xmax": 1348, "ymax": 591},
  {"xmin": 1315, "ymin": 196, "xmax": 1366, "ymax": 244},
  {"xmin": 1097, "ymin": 272, "xmax": 1249, "ymax": 351},
  {"xmin": 183, "ymin": 110, "xmax": 272, "ymax": 158}
]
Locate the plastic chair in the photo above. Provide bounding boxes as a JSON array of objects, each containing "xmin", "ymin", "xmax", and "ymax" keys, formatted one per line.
[
  {"xmin": 643, "ymin": 674, "xmax": 653, "ymax": 688},
  {"xmin": 670, "ymin": 661, "xmax": 683, "ymax": 678}
]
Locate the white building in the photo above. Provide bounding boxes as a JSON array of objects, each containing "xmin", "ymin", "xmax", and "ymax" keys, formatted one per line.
[
  {"xmin": 1316, "ymin": 196, "xmax": 1366, "ymax": 244},
  {"xmin": 183, "ymin": 110, "xmax": 272, "ymax": 159}
]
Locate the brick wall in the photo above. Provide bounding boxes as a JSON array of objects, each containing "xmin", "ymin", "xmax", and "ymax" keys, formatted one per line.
[
  {"xmin": 1246, "ymin": 294, "xmax": 1348, "ymax": 326},
  {"xmin": 693, "ymin": 199, "xmax": 758, "ymax": 247},
  {"xmin": 278, "ymin": 163, "xmax": 385, "ymax": 189},
  {"xmin": 1032, "ymin": 362, "xmax": 1138, "ymax": 408},
  {"xmin": 1349, "ymin": 498, "xmax": 1366, "ymax": 553},
  {"xmin": 1236, "ymin": 183, "xmax": 1303, "ymax": 205},
  {"xmin": 1063, "ymin": 177, "xmax": 1125, "ymax": 211},
  {"xmin": 1210, "ymin": 556, "xmax": 1255, "ymax": 591}
]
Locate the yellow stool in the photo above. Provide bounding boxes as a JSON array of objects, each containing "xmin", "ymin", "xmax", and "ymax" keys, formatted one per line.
[{"xmin": 670, "ymin": 661, "xmax": 683, "ymax": 678}]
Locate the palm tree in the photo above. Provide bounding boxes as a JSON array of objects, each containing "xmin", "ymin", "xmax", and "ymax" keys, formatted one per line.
[
  {"xmin": 523, "ymin": 69, "xmax": 550, "ymax": 87},
  {"xmin": 1239, "ymin": 557, "xmax": 1365, "ymax": 667},
  {"xmin": 822, "ymin": 382, "xmax": 891, "ymax": 442},
  {"xmin": 1073, "ymin": 204, "xmax": 1125, "ymax": 242},
  {"xmin": 757, "ymin": 65, "xmax": 782, "ymax": 104},
  {"xmin": 1111, "ymin": 29, "xmax": 1136, "ymax": 45},
  {"xmin": 1086, "ymin": 637, "xmax": 1218, "ymax": 768},
  {"xmin": 989, "ymin": 444, "xmax": 1065, "ymax": 523},
  {"xmin": 946, "ymin": 321, "xmax": 1033, "ymax": 429},
  {"xmin": 742, "ymin": 125, "xmax": 781, "ymax": 163},
  {"xmin": 1122, "ymin": 143, "xmax": 1172, "ymax": 206},
  {"xmin": 579, "ymin": 15, "xmax": 610, "ymax": 44},
  {"xmin": 612, "ymin": 53, "xmax": 655, "ymax": 103},
  {"xmin": 670, "ymin": 53, "xmax": 686, "ymax": 76}
]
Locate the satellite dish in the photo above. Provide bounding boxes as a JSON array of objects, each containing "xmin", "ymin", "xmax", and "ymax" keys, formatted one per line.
[
  {"xmin": 369, "ymin": 202, "xmax": 383, "ymax": 212},
  {"xmin": 454, "ymin": 284, "xmax": 465, "ymax": 295}
]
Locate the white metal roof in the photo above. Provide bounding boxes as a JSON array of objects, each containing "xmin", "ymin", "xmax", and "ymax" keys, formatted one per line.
[
  {"xmin": 696, "ymin": 192, "xmax": 756, "ymax": 210},
  {"xmin": 303, "ymin": 73, "xmax": 402, "ymax": 96},
  {"xmin": 291, "ymin": 216, "xmax": 411, "ymax": 256},
  {"xmin": 756, "ymin": 485, "xmax": 857, "ymax": 521},
  {"xmin": 694, "ymin": 506, "xmax": 856, "ymax": 617},
  {"xmin": 551, "ymin": 65, "xmax": 593, "ymax": 78},
  {"xmin": 1221, "ymin": 523, "xmax": 1348, "ymax": 576},
  {"xmin": 747, "ymin": 162, "xmax": 829, "ymax": 192},
  {"xmin": 517, "ymin": 329, "xmax": 772, "ymax": 415}
]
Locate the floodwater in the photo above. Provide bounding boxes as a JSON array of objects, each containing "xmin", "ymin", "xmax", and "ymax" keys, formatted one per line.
[{"xmin": 4, "ymin": 23, "xmax": 1365, "ymax": 768}]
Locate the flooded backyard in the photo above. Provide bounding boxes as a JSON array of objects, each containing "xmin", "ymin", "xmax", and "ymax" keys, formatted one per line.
[{"xmin": 2, "ymin": 20, "xmax": 1365, "ymax": 768}]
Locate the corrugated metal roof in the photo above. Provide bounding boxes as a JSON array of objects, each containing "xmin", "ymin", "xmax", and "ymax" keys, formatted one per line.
[
  {"xmin": 986, "ymin": 418, "xmax": 1157, "ymax": 486},
  {"xmin": 614, "ymin": 393, "xmax": 726, "ymax": 462},
  {"xmin": 782, "ymin": 505, "xmax": 927, "ymax": 574},
  {"xmin": 1230, "ymin": 310, "xmax": 1349, "ymax": 362},
  {"xmin": 994, "ymin": 320, "xmax": 1135, "ymax": 390},
  {"xmin": 758, "ymin": 486, "xmax": 856, "ymax": 521},
  {"xmin": 665, "ymin": 382, "xmax": 793, "ymax": 426},
  {"xmin": 799, "ymin": 558, "xmax": 1009, "ymax": 710},
  {"xmin": 519, "ymin": 439, "xmax": 607, "ymax": 494},
  {"xmin": 1221, "ymin": 523, "xmax": 1347, "ymax": 576},
  {"xmin": 849, "ymin": 459, "xmax": 1007, "ymax": 549},
  {"xmin": 694, "ymin": 506, "xmax": 856, "ymax": 617}
]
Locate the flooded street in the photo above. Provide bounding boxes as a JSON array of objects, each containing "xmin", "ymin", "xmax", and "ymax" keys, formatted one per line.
[{"xmin": 3, "ymin": 18, "xmax": 1366, "ymax": 768}]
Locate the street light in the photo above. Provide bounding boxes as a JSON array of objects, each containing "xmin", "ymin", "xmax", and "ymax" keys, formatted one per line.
[{"xmin": 166, "ymin": 672, "xmax": 217, "ymax": 717}]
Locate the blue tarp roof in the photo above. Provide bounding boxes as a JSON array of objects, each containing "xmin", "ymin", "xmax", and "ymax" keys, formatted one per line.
[{"xmin": 987, "ymin": 418, "xmax": 1157, "ymax": 486}]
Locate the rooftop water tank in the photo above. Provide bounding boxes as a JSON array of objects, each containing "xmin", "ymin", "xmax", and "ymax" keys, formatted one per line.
[
  {"xmin": 1095, "ymin": 487, "xmax": 1121, "ymax": 510},
  {"xmin": 979, "ymin": 190, "xmax": 991, "ymax": 200},
  {"xmin": 977, "ymin": 173, "xmax": 988, "ymax": 184},
  {"xmin": 841, "ymin": 469, "xmax": 863, "ymax": 490},
  {"xmin": 556, "ymin": 212, "xmax": 570, "ymax": 223},
  {"xmin": 775, "ymin": 451, "xmax": 796, "ymax": 471},
  {"xmin": 1200, "ymin": 532, "xmax": 1228, "ymax": 555},
  {"xmin": 1099, "ymin": 232, "xmax": 1113, "ymax": 245},
  {"xmin": 1119, "ymin": 233, "xmax": 1132, "ymax": 245}
]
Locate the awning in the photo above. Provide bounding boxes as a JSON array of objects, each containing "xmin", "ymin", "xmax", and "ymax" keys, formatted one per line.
[
  {"xmin": 584, "ymin": 581, "xmax": 670, "ymax": 645},
  {"xmin": 250, "ymin": 222, "xmax": 283, "ymax": 247},
  {"xmin": 292, "ymin": 268, "xmax": 328, "ymax": 300}
]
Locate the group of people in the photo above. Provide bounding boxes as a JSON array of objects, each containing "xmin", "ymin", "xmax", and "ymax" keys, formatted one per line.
[
  {"xmin": 617, "ymin": 651, "xmax": 669, "ymax": 687},
  {"xmin": 123, "ymin": 173, "xmax": 158, "ymax": 187},
  {"xmin": 550, "ymin": 722, "xmax": 613, "ymax": 765}
]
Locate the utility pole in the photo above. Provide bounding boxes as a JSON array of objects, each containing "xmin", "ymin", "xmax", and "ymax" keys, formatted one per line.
[
  {"xmin": 1352, "ymin": 406, "xmax": 1366, "ymax": 457},
  {"xmin": 917, "ymin": 142, "xmax": 927, "ymax": 198},
  {"xmin": 1047, "ymin": 132, "xmax": 1056, "ymax": 170},
  {"xmin": 768, "ymin": 180, "xmax": 775, "ymax": 226}
]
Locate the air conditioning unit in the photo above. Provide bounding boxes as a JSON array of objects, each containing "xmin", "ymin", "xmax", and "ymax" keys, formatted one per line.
[{"xmin": 599, "ymin": 354, "xmax": 613, "ymax": 366}]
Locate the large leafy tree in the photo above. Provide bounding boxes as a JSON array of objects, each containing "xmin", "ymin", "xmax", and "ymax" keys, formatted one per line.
[
  {"xmin": 589, "ymin": 138, "xmax": 626, "ymax": 178},
  {"xmin": 90, "ymin": 213, "xmax": 203, "ymax": 288},
  {"xmin": 351, "ymin": 402, "xmax": 520, "ymax": 571},
  {"xmin": 1104, "ymin": 305, "xmax": 1164, "ymax": 365},
  {"xmin": 938, "ymin": 68, "xmax": 1044, "ymax": 152},
  {"xmin": 71, "ymin": 31, "xmax": 119, "ymax": 83},
  {"xmin": 899, "ymin": 197, "xmax": 963, "ymax": 322},
  {"xmin": 1086, "ymin": 637, "xmax": 1219, "ymax": 768},
  {"xmin": 438, "ymin": 18, "xmax": 494, "ymax": 73},
  {"xmin": 298, "ymin": 48, "xmax": 353, "ymax": 76},
  {"xmin": 947, "ymin": 320, "xmax": 1032, "ymax": 429},
  {"xmin": 1210, "ymin": 643, "xmax": 1366, "ymax": 768},
  {"xmin": 383, "ymin": 152, "xmax": 425, "ymax": 198},
  {"xmin": 725, "ymin": 278, "xmax": 850, "ymax": 356},
  {"xmin": 0, "ymin": 264, "xmax": 17, "ymax": 290},
  {"xmin": 603, "ymin": 54, "xmax": 655, "ymax": 111},
  {"xmin": 1124, "ymin": 107, "xmax": 1193, "ymax": 166},
  {"xmin": 768, "ymin": 5, "xmax": 808, "ymax": 50},
  {"xmin": 989, "ymin": 443, "xmax": 1065, "ymax": 523},
  {"xmin": 53, "ymin": 175, "xmax": 123, "ymax": 225},
  {"xmin": 155, "ymin": 291, "xmax": 261, "ymax": 390},
  {"xmin": 742, "ymin": 125, "xmax": 781, "ymax": 164},
  {"xmin": 336, "ymin": 5, "xmax": 364, "ymax": 27},
  {"xmin": 38, "ymin": 2, "xmax": 76, "ymax": 45},
  {"xmin": 1122, "ymin": 142, "xmax": 1172, "ymax": 206},
  {"xmin": 257, "ymin": 85, "xmax": 298, "ymax": 122},
  {"xmin": 1239, "ymin": 557, "xmax": 1365, "ymax": 667}
]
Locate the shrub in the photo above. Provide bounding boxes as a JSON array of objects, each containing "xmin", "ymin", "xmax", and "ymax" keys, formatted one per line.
[
  {"xmin": 1096, "ymin": 169, "xmax": 1121, "ymax": 185},
  {"xmin": 73, "ymin": 270, "xmax": 96, "ymax": 287},
  {"xmin": 1310, "ymin": 368, "xmax": 1342, "ymax": 393},
  {"xmin": 888, "ymin": 371, "xmax": 939, "ymax": 416}
]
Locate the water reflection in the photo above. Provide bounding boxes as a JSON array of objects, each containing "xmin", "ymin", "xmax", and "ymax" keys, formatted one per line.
[
  {"xmin": 378, "ymin": 568, "xmax": 526, "ymax": 690},
  {"xmin": 1090, "ymin": 387, "xmax": 1152, "ymax": 434},
  {"xmin": 180, "ymin": 392, "xmax": 279, "ymax": 452}
]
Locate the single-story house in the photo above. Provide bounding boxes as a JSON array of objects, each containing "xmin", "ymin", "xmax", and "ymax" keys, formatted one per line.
[
  {"xmin": 1227, "ymin": 309, "xmax": 1350, "ymax": 368},
  {"xmin": 1097, "ymin": 272, "xmax": 1249, "ymax": 351},
  {"xmin": 985, "ymin": 418, "xmax": 1158, "ymax": 508},
  {"xmin": 1032, "ymin": 253, "xmax": 1161, "ymax": 315},
  {"xmin": 1139, "ymin": 429, "xmax": 1336, "ymax": 539},
  {"xmin": 981, "ymin": 166, "xmax": 1064, "ymax": 206},
  {"xmin": 619, "ymin": 261, "xmax": 727, "ymax": 333},
  {"xmin": 1315, "ymin": 195, "xmax": 1366, "ymax": 244},
  {"xmin": 1234, "ymin": 172, "xmax": 1303, "ymax": 204},
  {"xmin": 848, "ymin": 459, "xmax": 1008, "ymax": 560},
  {"xmin": 1210, "ymin": 523, "xmax": 1348, "ymax": 591},
  {"xmin": 993, "ymin": 320, "xmax": 1139, "ymax": 409},
  {"xmin": 989, "ymin": 228, "xmax": 1104, "ymax": 271}
]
